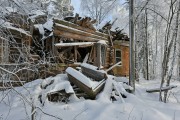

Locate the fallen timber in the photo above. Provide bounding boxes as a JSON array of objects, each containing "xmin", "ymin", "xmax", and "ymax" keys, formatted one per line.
[
  {"xmin": 66, "ymin": 67, "xmax": 106, "ymax": 99},
  {"xmin": 81, "ymin": 63, "xmax": 108, "ymax": 81},
  {"xmin": 146, "ymin": 85, "xmax": 177, "ymax": 93}
]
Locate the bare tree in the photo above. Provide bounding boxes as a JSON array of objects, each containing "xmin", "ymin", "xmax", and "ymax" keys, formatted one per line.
[
  {"xmin": 81, "ymin": 0, "xmax": 118, "ymax": 26},
  {"xmin": 160, "ymin": 0, "xmax": 180, "ymax": 102}
]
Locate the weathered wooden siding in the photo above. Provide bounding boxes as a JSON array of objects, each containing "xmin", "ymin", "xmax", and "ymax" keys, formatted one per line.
[{"xmin": 112, "ymin": 41, "xmax": 129, "ymax": 76}]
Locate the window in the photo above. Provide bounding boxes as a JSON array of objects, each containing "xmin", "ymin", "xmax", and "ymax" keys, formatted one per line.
[{"xmin": 115, "ymin": 49, "xmax": 122, "ymax": 65}]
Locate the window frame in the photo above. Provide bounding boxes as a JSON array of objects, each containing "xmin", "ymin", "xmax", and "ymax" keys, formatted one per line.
[{"xmin": 115, "ymin": 49, "xmax": 122, "ymax": 66}]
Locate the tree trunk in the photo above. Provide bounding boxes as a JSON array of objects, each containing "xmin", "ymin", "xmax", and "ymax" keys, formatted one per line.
[
  {"xmin": 163, "ymin": 0, "xmax": 180, "ymax": 102},
  {"xmin": 145, "ymin": 8, "xmax": 149, "ymax": 80},
  {"xmin": 129, "ymin": 0, "xmax": 135, "ymax": 93}
]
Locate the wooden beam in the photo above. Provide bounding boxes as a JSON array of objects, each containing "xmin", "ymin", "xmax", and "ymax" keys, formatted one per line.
[
  {"xmin": 55, "ymin": 42, "xmax": 94, "ymax": 47},
  {"xmin": 94, "ymin": 43, "xmax": 101, "ymax": 68},
  {"xmin": 53, "ymin": 18, "xmax": 109, "ymax": 39},
  {"xmin": 74, "ymin": 46, "xmax": 77, "ymax": 62},
  {"xmin": 54, "ymin": 30, "xmax": 104, "ymax": 42},
  {"xmin": 54, "ymin": 23, "xmax": 107, "ymax": 41}
]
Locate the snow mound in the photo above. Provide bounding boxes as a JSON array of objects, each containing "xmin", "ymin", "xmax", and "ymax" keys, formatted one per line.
[{"xmin": 1, "ymin": 75, "xmax": 180, "ymax": 120}]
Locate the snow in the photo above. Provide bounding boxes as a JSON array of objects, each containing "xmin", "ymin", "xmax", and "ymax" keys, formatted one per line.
[
  {"xmin": 34, "ymin": 24, "xmax": 45, "ymax": 38},
  {"xmin": 5, "ymin": 7, "xmax": 17, "ymax": 13},
  {"xmin": 55, "ymin": 42, "xmax": 94, "ymax": 47},
  {"xmin": 1, "ymin": 21, "xmax": 30, "ymax": 37},
  {"xmin": 66, "ymin": 67, "xmax": 102, "ymax": 89},
  {"xmin": 1, "ymin": 74, "xmax": 180, "ymax": 120},
  {"xmin": 12, "ymin": 0, "xmax": 21, "ymax": 6},
  {"xmin": 146, "ymin": 85, "xmax": 177, "ymax": 93},
  {"xmin": 81, "ymin": 63, "xmax": 98, "ymax": 70},
  {"xmin": 48, "ymin": 81, "xmax": 74, "ymax": 94},
  {"xmin": 29, "ymin": 10, "xmax": 46, "ymax": 22},
  {"xmin": 81, "ymin": 63, "xmax": 107, "ymax": 74},
  {"xmin": 114, "ymin": 76, "xmax": 129, "ymax": 83},
  {"xmin": 29, "ymin": 10, "xmax": 46, "ymax": 17},
  {"xmin": 97, "ymin": 40, "xmax": 107, "ymax": 45},
  {"xmin": 43, "ymin": 19, "xmax": 53, "ymax": 31},
  {"xmin": 34, "ymin": 19, "xmax": 53, "ymax": 39},
  {"xmin": 47, "ymin": 1, "xmax": 56, "ymax": 15},
  {"xmin": 46, "ymin": 1, "xmax": 62, "ymax": 18}
]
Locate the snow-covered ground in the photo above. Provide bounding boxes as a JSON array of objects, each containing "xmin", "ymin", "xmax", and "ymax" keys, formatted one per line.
[{"xmin": 0, "ymin": 74, "xmax": 180, "ymax": 120}]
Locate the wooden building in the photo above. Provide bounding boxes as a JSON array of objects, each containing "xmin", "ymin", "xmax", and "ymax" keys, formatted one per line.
[
  {"xmin": 112, "ymin": 40, "xmax": 129, "ymax": 76},
  {"xmin": 0, "ymin": 13, "xmax": 130, "ymax": 79},
  {"xmin": 50, "ymin": 18, "xmax": 113, "ymax": 70},
  {"xmin": 0, "ymin": 26, "xmax": 32, "ymax": 63},
  {"xmin": 45, "ymin": 18, "xmax": 129, "ymax": 76}
]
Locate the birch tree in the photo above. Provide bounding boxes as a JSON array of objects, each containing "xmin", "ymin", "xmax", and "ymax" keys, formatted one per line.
[{"xmin": 160, "ymin": 0, "xmax": 180, "ymax": 102}]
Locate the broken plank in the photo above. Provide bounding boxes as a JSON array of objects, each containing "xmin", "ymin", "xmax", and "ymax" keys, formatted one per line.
[{"xmin": 146, "ymin": 85, "xmax": 177, "ymax": 93}]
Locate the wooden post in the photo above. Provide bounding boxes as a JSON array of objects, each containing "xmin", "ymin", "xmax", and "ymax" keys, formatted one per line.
[
  {"xmin": 97, "ymin": 43, "xmax": 101, "ymax": 69},
  {"xmin": 52, "ymin": 36, "xmax": 55, "ymax": 56},
  {"xmin": 95, "ymin": 43, "xmax": 101, "ymax": 69},
  {"xmin": 74, "ymin": 46, "xmax": 77, "ymax": 62}
]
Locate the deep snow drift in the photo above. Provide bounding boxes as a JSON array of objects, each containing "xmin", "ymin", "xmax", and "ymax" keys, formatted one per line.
[{"xmin": 0, "ymin": 74, "xmax": 180, "ymax": 120}]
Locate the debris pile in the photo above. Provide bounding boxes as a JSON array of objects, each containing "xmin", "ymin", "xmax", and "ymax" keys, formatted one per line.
[
  {"xmin": 64, "ymin": 13, "xmax": 97, "ymax": 31},
  {"xmin": 99, "ymin": 19, "xmax": 129, "ymax": 41},
  {"xmin": 38, "ymin": 63, "xmax": 132, "ymax": 104}
]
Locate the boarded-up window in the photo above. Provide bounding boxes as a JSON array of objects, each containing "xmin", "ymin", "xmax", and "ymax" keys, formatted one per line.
[{"xmin": 115, "ymin": 49, "xmax": 122, "ymax": 63}]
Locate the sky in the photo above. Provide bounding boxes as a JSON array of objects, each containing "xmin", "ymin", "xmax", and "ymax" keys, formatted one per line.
[
  {"xmin": 71, "ymin": 0, "xmax": 81, "ymax": 15},
  {"xmin": 71, "ymin": 0, "xmax": 126, "ymax": 15},
  {"xmin": 71, "ymin": 0, "xmax": 129, "ymax": 34}
]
